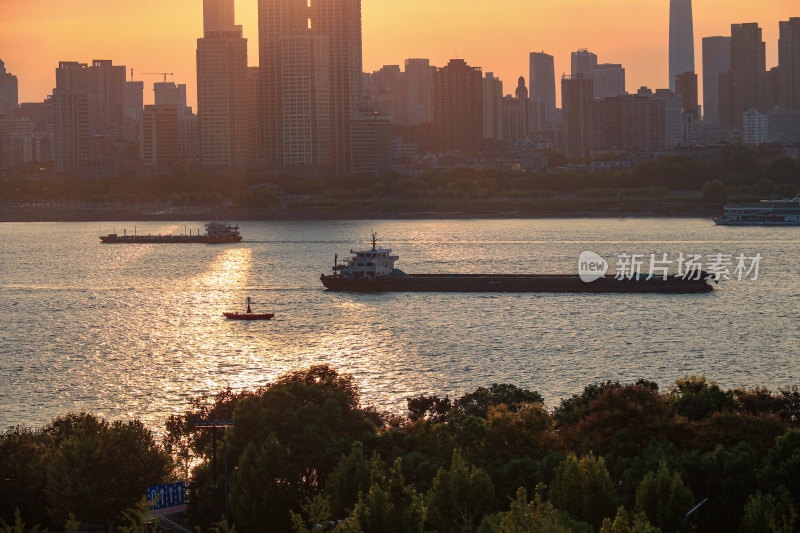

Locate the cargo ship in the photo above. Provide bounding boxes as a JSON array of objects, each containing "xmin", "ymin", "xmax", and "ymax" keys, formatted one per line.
[
  {"xmin": 714, "ymin": 196, "xmax": 800, "ymax": 226},
  {"xmin": 100, "ymin": 222, "xmax": 242, "ymax": 244},
  {"xmin": 320, "ymin": 236, "xmax": 715, "ymax": 294}
]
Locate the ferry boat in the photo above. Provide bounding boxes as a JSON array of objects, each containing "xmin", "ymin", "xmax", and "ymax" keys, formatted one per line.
[
  {"xmin": 714, "ymin": 197, "xmax": 800, "ymax": 226},
  {"xmin": 320, "ymin": 236, "xmax": 715, "ymax": 294},
  {"xmin": 100, "ymin": 222, "xmax": 243, "ymax": 244}
]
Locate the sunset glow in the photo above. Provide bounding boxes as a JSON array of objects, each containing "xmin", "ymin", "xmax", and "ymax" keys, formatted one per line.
[{"xmin": 0, "ymin": 0, "xmax": 795, "ymax": 107}]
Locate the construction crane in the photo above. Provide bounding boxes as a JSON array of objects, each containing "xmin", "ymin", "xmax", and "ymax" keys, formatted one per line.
[{"xmin": 142, "ymin": 72, "xmax": 174, "ymax": 83}]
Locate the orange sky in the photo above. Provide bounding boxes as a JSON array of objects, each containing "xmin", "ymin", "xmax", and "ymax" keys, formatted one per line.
[{"xmin": 0, "ymin": 0, "xmax": 796, "ymax": 108}]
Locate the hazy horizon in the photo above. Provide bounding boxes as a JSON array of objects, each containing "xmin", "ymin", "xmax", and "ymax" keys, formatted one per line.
[{"xmin": 0, "ymin": 0, "xmax": 795, "ymax": 108}]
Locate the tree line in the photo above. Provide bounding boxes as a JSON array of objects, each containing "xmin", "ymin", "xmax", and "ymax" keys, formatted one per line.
[{"xmin": 1, "ymin": 366, "xmax": 799, "ymax": 532}]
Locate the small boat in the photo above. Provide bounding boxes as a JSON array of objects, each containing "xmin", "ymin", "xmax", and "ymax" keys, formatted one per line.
[{"xmin": 224, "ymin": 298, "xmax": 274, "ymax": 321}]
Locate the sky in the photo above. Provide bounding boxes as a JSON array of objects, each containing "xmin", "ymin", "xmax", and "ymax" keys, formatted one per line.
[{"xmin": 0, "ymin": 0, "xmax": 796, "ymax": 109}]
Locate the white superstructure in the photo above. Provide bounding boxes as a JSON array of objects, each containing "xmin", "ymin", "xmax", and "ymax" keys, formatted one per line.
[{"xmin": 333, "ymin": 235, "xmax": 399, "ymax": 279}]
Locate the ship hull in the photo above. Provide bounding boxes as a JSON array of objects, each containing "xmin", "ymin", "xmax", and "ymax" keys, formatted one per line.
[
  {"xmin": 714, "ymin": 218, "xmax": 800, "ymax": 226},
  {"xmin": 320, "ymin": 274, "xmax": 714, "ymax": 293},
  {"xmin": 99, "ymin": 236, "xmax": 243, "ymax": 244}
]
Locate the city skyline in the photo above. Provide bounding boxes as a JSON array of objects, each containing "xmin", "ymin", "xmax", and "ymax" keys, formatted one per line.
[{"xmin": 1, "ymin": 0, "xmax": 795, "ymax": 109}]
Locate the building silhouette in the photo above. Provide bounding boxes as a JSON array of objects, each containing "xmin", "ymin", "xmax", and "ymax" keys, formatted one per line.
[
  {"xmin": 702, "ymin": 36, "xmax": 731, "ymax": 124},
  {"xmin": 515, "ymin": 76, "xmax": 530, "ymax": 138},
  {"xmin": 591, "ymin": 95, "xmax": 666, "ymax": 151},
  {"xmin": 675, "ymin": 71, "xmax": 698, "ymax": 118},
  {"xmin": 719, "ymin": 23, "xmax": 766, "ymax": 130},
  {"xmin": 669, "ymin": 0, "xmax": 695, "ymax": 92},
  {"xmin": 433, "ymin": 59, "xmax": 483, "ymax": 154},
  {"xmin": 561, "ymin": 74, "xmax": 593, "ymax": 157},
  {"xmin": 482, "ymin": 72, "xmax": 503, "ymax": 140},
  {"xmin": 529, "ymin": 52, "xmax": 556, "ymax": 128},
  {"xmin": 779, "ymin": 17, "xmax": 800, "ymax": 110},
  {"xmin": 404, "ymin": 59, "xmax": 434, "ymax": 126},
  {"xmin": 571, "ymin": 50, "xmax": 597, "ymax": 79},
  {"xmin": 141, "ymin": 104, "xmax": 179, "ymax": 166},
  {"xmin": 54, "ymin": 62, "xmax": 90, "ymax": 173},
  {"xmin": 0, "ymin": 60, "xmax": 19, "ymax": 111},
  {"xmin": 593, "ymin": 63, "xmax": 626, "ymax": 99},
  {"xmin": 197, "ymin": 0, "xmax": 250, "ymax": 166}
]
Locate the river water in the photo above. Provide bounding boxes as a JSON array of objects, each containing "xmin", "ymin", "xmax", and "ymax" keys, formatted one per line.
[{"xmin": 0, "ymin": 218, "xmax": 798, "ymax": 431}]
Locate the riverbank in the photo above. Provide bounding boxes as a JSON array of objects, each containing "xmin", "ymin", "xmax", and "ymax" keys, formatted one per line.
[{"xmin": 0, "ymin": 198, "xmax": 720, "ymax": 222}]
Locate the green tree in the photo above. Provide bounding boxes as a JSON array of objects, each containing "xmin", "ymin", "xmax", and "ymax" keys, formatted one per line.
[
  {"xmin": 325, "ymin": 443, "xmax": 386, "ymax": 519},
  {"xmin": 450, "ymin": 384, "xmax": 544, "ymax": 421},
  {"xmin": 348, "ymin": 458, "xmax": 426, "ymax": 533},
  {"xmin": 702, "ymin": 180, "xmax": 728, "ymax": 203},
  {"xmin": 480, "ymin": 487, "xmax": 591, "ymax": 533},
  {"xmin": 740, "ymin": 488, "xmax": 797, "ymax": 533},
  {"xmin": 600, "ymin": 507, "xmax": 660, "ymax": 533},
  {"xmin": 45, "ymin": 415, "xmax": 172, "ymax": 527},
  {"xmin": 549, "ymin": 453, "xmax": 619, "ymax": 529},
  {"xmin": 635, "ymin": 462, "xmax": 693, "ymax": 532},
  {"xmin": 0, "ymin": 428, "xmax": 49, "ymax": 523},
  {"xmin": 426, "ymin": 450, "xmax": 496, "ymax": 533},
  {"xmin": 671, "ymin": 376, "xmax": 734, "ymax": 421}
]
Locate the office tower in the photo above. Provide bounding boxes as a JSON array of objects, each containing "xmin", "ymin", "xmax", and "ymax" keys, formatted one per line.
[
  {"xmin": 404, "ymin": 59, "xmax": 434, "ymax": 126},
  {"xmin": 248, "ymin": 66, "xmax": 262, "ymax": 161},
  {"xmin": 702, "ymin": 36, "xmax": 731, "ymax": 123},
  {"xmin": 432, "ymin": 59, "xmax": 483, "ymax": 153},
  {"xmin": 310, "ymin": 0, "xmax": 362, "ymax": 176},
  {"xmin": 141, "ymin": 104, "xmax": 179, "ymax": 166},
  {"xmin": 281, "ymin": 34, "xmax": 331, "ymax": 167},
  {"xmin": 742, "ymin": 108, "xmax": 768, "ymax": 144},
  {"xmin": 675, "ymin": 71, "xmax": 698, "ymax": 118},
  {"xmin": 350, "ymin": 113, "xmax": 392, "ymax": 175},
  {"xmin": 593, "ymin": 63, "xmax": 626, "ymax": 99},
  {"xmin": 669, "ymin": 0, "xmax": 695, "ymax": 91},
  {"xmin": 720, "ymin": 23, "xmax": 766, "ymax": 129},
  {"xmin": 515, "ymin": 76, "xmax": 530, "ymax": 138},
  {"xmin": 529, "ymin": 52, "xmax": 556, "ymax": 127},
  {"xmin": 779, "ymin": 17, "xmax": 800, "ymax": 109},
  {"xmin": 653, "ymin": 88, "xmax": 684, "ymax": 147},
  {"xmin": 482, "ymin": 72, "xmax": 503, "ymax": 140},
  {"xmin": 0, "ymin": 60, "xmax": 19, "ymax": 110},
  {"xmin": 54, "ymin": 62, "xmax": 90, "ymax": 173},
  {"xmin": 369, "ymin": 65, "xmax": 403, "ymax": 121},
  {"xmin": 561, "ymin": 74, "xmax": 593, "ymax": 156},
  {"xmin": 86, "ymin": 60, "xmax": 126, "ymax": 136},
  {"xmin": 571, "ymin": 50, "xmax": 597, "ymax": 78},
  {"xmin": 197, "ymin": 0, "xmax": 250, "ymax": 166}
]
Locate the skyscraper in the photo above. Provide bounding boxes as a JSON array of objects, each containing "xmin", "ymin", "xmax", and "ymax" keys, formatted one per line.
[
  {"xmin": 515, "ymin": 76, "xmax": 530, "ymax": 138},
  {"xmin": 702, "ymin": 36, "xmax": 731, "ymax": 123},
  {"xmin": 779, "ymin": 17, "xmax": 800, "ymax": 110},
  {"xmin": 593, "ymin": 63, "xmax": 626, "ymax": 99},
  {"xmin": 0, "ymin": 59, "xmax": 19, "ymax": 111},
  {"xmin": 529, "ymin": 52, "xmax": 556, "ymax": 128},
  {"xmin": 404, "ymin": 59, "xmax": 434, "ymax": 126},
  {"xmin": 719, "ymin": 23, "xmax": 766, "ymax": 129},
  {"xmin": 310, "ymin": 0, "xmax": 362, "ymax": 176},
  {"xmin": 571, "ymin": 50, "xmax": 597, "ymax": 78},
  {"xmin": 561, "ymin": 74, "xmax": 594, "ymax": 157},
  {"xmin": 675, "ymin": 71, "xmax": 698, "ymax": 118},
  {"xmin": 482, "ymin": 72, "xmax": 503, "ymax": 140},
  {"xmin": 669, "ymin": 0, "xmax": 695, "ymax": 92},
  {"xmin": 196, "ymin": 0, "xmax": 250, "ymax": 166},
  {"xmin": 433, "ymin": 59, "xmax": 483, "ymax": 154},
  {"xmin": 54, "ymin": 62, "xmax": 90, "ymax": 174}
]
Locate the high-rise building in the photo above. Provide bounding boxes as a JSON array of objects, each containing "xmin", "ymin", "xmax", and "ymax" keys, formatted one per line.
[
  {"xmin": 571, "ymin": 50, "xmax": 597, "ymax": 78},
  {"xmin": 124, "ymin": 81, "xmax": 144, "ymax": 121},
  {"xmin": 350, "ymin": 113, "xmax": 391, "ymax": 175},
  {"xmin": 593, "ymin": 63, "xmax": 626, "ymax": 99},
  {"xmin": 433, "ymin": 59, "xmax": 483, "ymax": 153},
  {"xmin": 720, "ymin": 23, "xmax": 766, "ymax": 129},
  {"xmin": 591, "ymin": 95, "xmax": 666, "ymax": 151},
  {"xmin": 742, "ymin": 108, "xmax": 768, "ymax": 144},
  {"xmin": 141, "ymin": 104, "xmax": 179, "ymax": 166},
  {"xmin": 482, "ymin": 73, "xmax": 503, "ymax": 140},
  {"xmin": 779, "ymin": 17, "xmax": 800, "ymax": 110},
  {"xmin": 529, "ymin": 52, "xmax": 556, "ymax": 128},
  {"xmin": 0, "ymin": 59, "xmax": 19, "ymax": 111},
  {"xmin": 154, "ymin": 82, "xmax": 187, "ymax": 107},
  {"xmin": 675, "ymin": 71, "xmax": 698, "ymax": 118},
  {"xmin": 54, "ymin": 62, "xmax": 90, "ymax": 173},
  {"xmin": 196, "ymin": 0, "xmax": 250, "ymax": 166},
  {"xmin": 310, "ymin": 0, "xmax": 362, "ymax": 176},
  {"xmin": 669, "ymin": 0, "xmax": 695, "ymax": 92},
  {"xmin": 403, "ymin": 59, "xmax": 434, "ymax": 126},
  {"xmin": 702, "ymin": 36, "xmax": 731, "ymax": 123},
  {"xmin": 515, "ymin": 76, "xmax": 530, "ymax": 138},
  {"xmin": 281, "ymin": 34, "xmax": 331, "ymax": 168},
  {"xmin": 502, "ymin": 95, "xmax": 526, "ymax": 143},
  {"xmin": 86, "ymin": 60, "xmax": 126, "ymax": 137},
  {"xmin": 561, "ymin": 74, "xmax": 594, "ymax": 156}
]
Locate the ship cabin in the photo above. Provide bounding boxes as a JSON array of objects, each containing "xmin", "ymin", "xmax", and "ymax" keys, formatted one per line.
[
  {"xmin": 205, "ymin": 222, "xmax": 241, "ymax": 238},
  {"xmin": 334, "ymin": 248, "xmax": 399, "ymax": 279}
]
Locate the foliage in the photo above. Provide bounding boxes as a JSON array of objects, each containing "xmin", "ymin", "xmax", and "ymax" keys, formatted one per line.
[
  {"xmin": 634, "ymin": 462, "xmax": 693, "ymax": 532},
  {"xmin": 407, "ymin": 395, "xmax": 452, "ymax": 423},
  {"xmin": 449, "ymin": 384, "xmax": 544, "ymax": 422},
  {"xmin": 671, "ymin": 376, "xmax": 734, "ymax": 421},
  {"xmin": 548, "ymin": 453, "xmax": 619, "ymax": 529},
  {"xmin": 45, "ymin": 414, "xmax": 172, "ymax": 526},
  {"xmin": 426, "ymin": 450, "xmax": 496, "ymax": 533},
  {"xmin": 702, "ymin": 180, "xmax": 728, "ymax": 203},
  {"xmin": 479, "ymin": 487, "xmax": 591, "ymax": 533},
  {"xmin": 325, "ymin": 443, "xmax": 386, "ymax": 519},
  {"xmin": 599, "ymin": 507, "xmax": 661, "ymax": 533},
  {"xmin": 739, "ymin": 488, "xmax": 797, "ymax": 533},
  {"xmin": 0, "ymin": 509, "xmax": 40, "ymax": 533}
]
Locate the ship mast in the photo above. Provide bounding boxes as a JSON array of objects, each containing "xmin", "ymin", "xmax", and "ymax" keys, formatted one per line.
[{"xmin": 372, "ymin": 233, "xmax": 377, "ymax": 251}]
